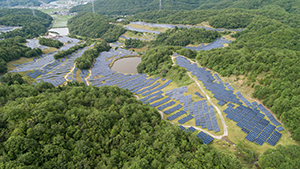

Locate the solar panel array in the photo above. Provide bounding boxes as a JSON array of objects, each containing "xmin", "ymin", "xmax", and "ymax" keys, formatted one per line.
[
  {"xmin": 185, "ymin": 126, "xmax": 196, "ymax": 132},
  {"xmin": 209, "ymin": 106, "xmax": 220, "ymax": 133},
  {"xmin": 167, "ymin": 111, "xmax": 186, "ymax": 121},
  {"xmin": 140, "ymin": 91, "xmax": 163, "ymax": 102},
  {"xmin": 254, "ymin": 124, "xmax": 276, "ymax": 145},
  {"xmin": 267, "ymin": 131, "xmax": 282, "ymax": 146},
  {"xmin": 277, "ymin": 126, "xmax": 284, "ymax": 131},
  {"xmin": 196, "ymin": 131, "xmax": 214, "ymax": 144},
  {"xmin": 142, "ymin": 80, "xmax": 172, "ymax": 96},
  {"xmin": 165, "ymin": 86, "xmax": 187, "ymax": 102},
  {"xmin": 257, "ymin": 104, "xmax": 281, "ymax": 126},
  {"xmin": 224, "ymin": 82, "xmax": 234, "ymax": 90},
  {"xmin": 130, "ymin": 21, "xmax": 244, "ymax": 33},
  {"xmin": 26, "ymin": 70, "xmax": 43, "ymax": 79},
  {"xmin": 179, "ymin": 125, "xmax": 185, "ymax": 130},
  {"xmin": 176, "ymin": 56, "xmax": 243, "ymax": 107},
  {"xmin": 178, "ymin": 115, "xmax": 194, "ymax": 124},
  {"xmin": 164, "ymin": 104, "xmax": 183, "ymax": 115},
  {"xmin": 214, "ymin": 74, "xmax": 223, "ymax": 84},
  {"xmin": 195, "ymin": 92, "xmax": 204, "ymax": 98},
  {"xmin": 236, "ymin": 91, "xmax": 252, "ymax": 107},
  {"xmin": 184, "ymin": 38, "xmax": 232, "ymax": 51},
  {"xmin": 158, "ymin": 101, "xmax": 176, "ymax": 111},
  {"xmin": 224, "ymin": 105, "xmax": 280, "ymax": 146},
  {"xmin": 150, "ymin": 97, "xmax": 171, "ymax": 107}
]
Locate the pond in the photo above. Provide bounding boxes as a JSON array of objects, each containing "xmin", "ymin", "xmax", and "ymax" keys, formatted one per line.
[
  {"xmin": 49, "ymin": 28, "xmax": 69, "ymax": 36},
  {"xmin": 111, "ymin": 57, "xmax": 141, "ymax": 74}
]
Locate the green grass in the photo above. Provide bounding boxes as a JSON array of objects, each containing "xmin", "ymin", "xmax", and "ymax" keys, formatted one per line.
[
  {"xmin": 52, "ymin": 15, "xmax": 74, "ymax": 28},
  {"xmin": 39, "ymin": 8, "xmax": 63, "ymax": 14},
  {"xmin": 42, "ymin": 47, "xmax": 57, "ymax": 54},
  {"xmin": 6, "ymin": 57, "xmax": 34, "ymax": 72}
]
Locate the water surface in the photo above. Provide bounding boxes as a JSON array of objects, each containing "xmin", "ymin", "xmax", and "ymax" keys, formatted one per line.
[
  {"xmin": 49, "ymin": 28, "xmax": 69, "ymax": 36},
  {"xmin": 111, "ymin": 57, "xmax": 141, "ymax": 74}
]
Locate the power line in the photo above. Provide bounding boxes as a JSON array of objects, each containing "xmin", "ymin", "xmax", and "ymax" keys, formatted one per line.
[
  {"xmin": 92, "ymin": 0, "xmax": 95, "ymax": 13},
  {"xmin": 7, "ymin": 0, "xmax": 10, "ymax": 8},
  {"xmin": 159, "ymin": 0, "xmax": 162, "ymax": 10},
  {"xmin": 32, "ymin": 4, "xmax": 36, "ymax": 17}
]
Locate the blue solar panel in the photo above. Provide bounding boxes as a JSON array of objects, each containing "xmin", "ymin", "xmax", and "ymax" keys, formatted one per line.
[
  {"xmin": 164, "ymin": 104, "xmax": 183, "ymax": 115},
  {"xmin": 178, "ymin": 115, "xmax": 194, "ymax": 124},
  {"xmin": 185, "ymin": 126, "xmax": 196, "ymax": 132},
  {"xmin": 167, "ymin": 111, "xmax": 187, "ymax": 121},
  {"xmin": 277, "ymin": 126, "xmax": 284, "ymax": 131},
  {"xmin": 179, "ymin": 125, "xmax": 185, "ymax": 130},
  {"xmin": 157, "ymin": 101, "xmax": 176, "ymax": 111}
]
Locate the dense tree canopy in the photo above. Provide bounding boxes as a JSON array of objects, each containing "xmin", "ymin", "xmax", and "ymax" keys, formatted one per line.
[
  {"xmin": 75, "ymin": 41, "xmax": 111, "ymax": 69},
  {"xmin": 152, "ymin": 27, "xmax": 221, "ymax": 46},
  {"xmin": 0, "ymin": 73, "xmax": 25, "ymax": 85},
  {"xmin": 53, "ymin": 43, "xmax": 87, "ymax": 60},
  {"xmin": 39, "ymin": 38, "xmax": 63, "ymax": 48},
  {"xmin": 0, "ymin": 36, "xmax": 42, "ymax": 73},
  {"xmin": 0, "ymin": 8, "xmax": 52, "ymax": 39},
  {"xmin": 0, "ymin": 0, "xmax": 55, "ymax": 7},
  {"xmin": 259, "ymin": 145, "xmax": 300, "ymax": 169},
  {"xmin": 68, "ymin": 12, "xmax": 126, "ymax": 42},
  {"xmin": 0, "ymin": 82, "xmax": 243, "ymax": 168},
  {"xmin": 124, "ymin": 38, "xmax": 147, "ymax": 49},
  {"xmin": 70, "ymin": 0, "xmax": 204, "ymax": 15}
]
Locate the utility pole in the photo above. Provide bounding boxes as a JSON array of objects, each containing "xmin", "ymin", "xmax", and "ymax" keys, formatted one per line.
[
  {"xmin": 159, "ymin": 0, "xmax": 161, "ymax": 10},
  {"xmin": 92, "ymin": 0, "xmax": 95, "ymax": 13},
  {"xmin": 32, "ymin": 4, "xmax": 36, "ymax": 17},
  {"xmin": 7, "ymin": 0, "xmax": 10, "ymax": 8}
]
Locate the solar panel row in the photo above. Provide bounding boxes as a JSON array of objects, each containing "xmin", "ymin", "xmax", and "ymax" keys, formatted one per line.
[
  {"xmin": 150, "ymin": 97, "xmax": 171, "ymax": 107},
  {"xmin": 167, "ymin": 111, "xmax": 186, "ymax": 121},
  {"xmin": 178, "ymin": 115, "xmax": 194, "ymax": 124},
  {"xmin": 157, "ymin": 101, "xmax": 176, "ymax": 111},
  {"xmin": 164, "ymin": 104, "xmax": 183, "ymax": 115},
  {"xmin": 196, "ymin": 131, "xmax": 214, "ymax": 144},
  {"xmin": 257, "ymin": 104, "xmax": 281, "ymax": 126}
]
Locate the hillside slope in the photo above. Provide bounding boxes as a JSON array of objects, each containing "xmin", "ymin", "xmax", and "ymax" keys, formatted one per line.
[
  {"xmin": 0, "ymin": 82, "xmax": 243, "ymax": 168},
  {"xmin": 0, "ymin": 8, "xmax": 53, "ymax": 38},
  {"xmin": 68, "ymin": 12, "xmax": 126, "ymax": 42},
  {"xmin": 70, "ymin": 0, "xmax": 203, "ymax": 15}
]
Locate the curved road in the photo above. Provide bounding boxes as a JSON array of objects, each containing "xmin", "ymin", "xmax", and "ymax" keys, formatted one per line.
[{"xmin": 187, "ymin": 72, "xmax": 228, "ymax": 137}]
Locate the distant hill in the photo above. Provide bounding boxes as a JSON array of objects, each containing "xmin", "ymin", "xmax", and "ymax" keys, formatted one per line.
[
  {"xmin": 0, "ymin": 8, "xmax": 53, "ymax": 38},
  {"xmin": 195, "ymin": 0, "xmax": 300, "ymax": 15},
  {"xmin": 70, "ymin": 0, "xmax": 203, "ymax": 15},
  {"xmin": 68, "ymin": 12, "xmax": 126, "ymax": 42},
  {"xmin": 0, "ymin": 0, "xmax": 55, "ymax": 7}
]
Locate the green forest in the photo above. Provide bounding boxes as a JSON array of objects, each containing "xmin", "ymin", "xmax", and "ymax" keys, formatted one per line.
[
  {"xmin": 39, "ymin": 38, "xmax": 63, "ymax": 48},
  {"xmin": 0, "ymin": 36, "xmax": 42, "ymax": 73},
  {"xmin": 70, "ymin": 0, "xmax": 203, "ymax": 15},
  {"xmin": 70, "ymin": 0, "xmax": 300, "ymax": 16},
  {"xmin": 152, "ymin": 27, "xmax": 221, "ymax": 46},
  {"xmin": 133, "ymin": 3, "xmax": 300, "ymax": 144},
  {"xmin": 53, "ymin": 43, "xmax": 87, "ymax": 60},
  {"xmin": 0, "ymin": 8, "xmax": 53, "ymax": 39},
  {"xmin": 68, "ymin": 12, "xmax": 126, "ymax": 42},
  {"xmin": 124, "ymin": 38, "xmax": 147, "ymax": 49},
  {"xmin": 75, "ymin": 41, "xmax": 111, "ymax": 70},
  {"xmin": 0, "ymin": 77, "xmax": 244, "ymax": 168}
]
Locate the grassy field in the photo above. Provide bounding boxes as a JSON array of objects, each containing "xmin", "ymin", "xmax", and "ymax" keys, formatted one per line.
[
  {"xmin": 42, "ymin": 47, "xmax": 57, "ymax": 54},
  {"xmin": 52, "ymin": 15, "xmax": 74, "ymax": 28},
  {"xmin": 6, "ymin": 57, "xmax": 34, "ymax": 72},
  {"xmin": 128, "ymin": 24, "xmax": 168, "ymax": 33},
  {"xmin": 189, "ymin": 68, "xmax": 297, "ymax": 155}
]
